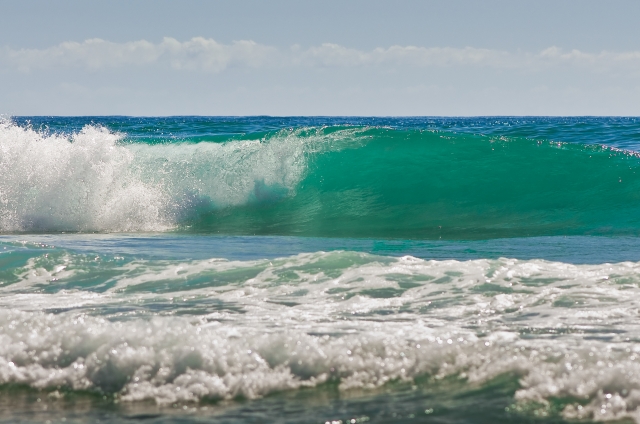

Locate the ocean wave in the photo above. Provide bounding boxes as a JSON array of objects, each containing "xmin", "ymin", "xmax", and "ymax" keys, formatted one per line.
[
  {"xmin": 3, "ymin": 119, "xmax": 640, "ymax": 237},
  {"xmin": 2, "ymin": 247, "xmax": 640, "ymax": 420},
  {"xmin": 0, "ymin": 119, "xmax": 361, "ymax": 232}
]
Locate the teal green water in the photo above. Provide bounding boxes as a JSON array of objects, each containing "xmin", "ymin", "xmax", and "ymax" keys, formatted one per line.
[
  {"xmin": 4, "ymin": 117, "xmax": 640, "ymax": 424},
  {"xmin": 192, "ymin": 128, "xmax": 640, "ymax": 238},
  {"xmin": 4, "ymin": 118, "xmax": 640, "ymax": 238}
]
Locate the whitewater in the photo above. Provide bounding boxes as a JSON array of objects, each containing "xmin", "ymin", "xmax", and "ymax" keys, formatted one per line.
[{"xmin": 2, "ymin": 116, "xmax": 640, "ymax": 423}]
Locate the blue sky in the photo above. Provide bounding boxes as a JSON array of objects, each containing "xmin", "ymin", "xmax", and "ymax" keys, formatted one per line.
[{"xmin": 1, "ymin": 0, "xmax": 639, "ymax": 116}]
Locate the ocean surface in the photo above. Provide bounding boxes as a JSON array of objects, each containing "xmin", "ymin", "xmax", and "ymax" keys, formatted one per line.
[{"xmin": 2, "ymin": 116, "xmax": 640, "ymax": 423}]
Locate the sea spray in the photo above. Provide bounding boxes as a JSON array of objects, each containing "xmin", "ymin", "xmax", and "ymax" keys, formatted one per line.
[
  {"xmin": 0, "ymin": 120, "xmax": 169, "ymax": 232},
  {"xmin": 4, "ymin": 119, "xmax": 640, "ymax": 238},
  {"xmin": 4, "ymin": 116, "xmax": 640, "ymax": 423},
  {"xmin": 0, "ymin": 120, "xmax": 356, "ymax": 232},
  {"xmin": 3, "ymin": 243, "xmax": 640, "ymax": 420}
]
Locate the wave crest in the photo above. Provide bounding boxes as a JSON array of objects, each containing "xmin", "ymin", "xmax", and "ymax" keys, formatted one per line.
[
  {"xmin": 0, "ymin": 121, "xmax": 170, "ymax": 231},
  {"xmin": 0, "ymin": 121, "xmax": 359, "ymax": 232},
  {"xmin": 5, "ymin": 119, "xmax": 640, "ymax": 238}
]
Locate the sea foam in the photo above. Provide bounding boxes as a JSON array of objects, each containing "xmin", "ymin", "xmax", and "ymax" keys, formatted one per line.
[
  {"xmin": 3, "ymin": 245, "xmax": 640, "ymax": 420},
  {"xmin": 0, "ymin": 119, "xmax": 342, "ymax": 232},
  {"xmin": 0, "ymin": 120, "xmax": 168, "ymax": 231},
  {"xmin": 5, "ymin": 118, "xmax": 640, "ymax": 239}
]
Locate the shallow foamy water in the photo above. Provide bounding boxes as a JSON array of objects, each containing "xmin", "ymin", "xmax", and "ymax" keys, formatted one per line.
[
  {"xmin": 5, "ymin": 116, "xmax": 640, "ymax": 423},
  {"xmin": 1, "ymin": 236, "xmax": 640, "ymax": 422}
]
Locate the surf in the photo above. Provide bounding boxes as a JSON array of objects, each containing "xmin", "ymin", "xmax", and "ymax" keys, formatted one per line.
[
  {"xmin": 3, "ymin": 118, "xmax": 640, "ymax": 238},
  {"xmin": 2, "ymin": 240, "xmax": 640, "ymax": 421}
]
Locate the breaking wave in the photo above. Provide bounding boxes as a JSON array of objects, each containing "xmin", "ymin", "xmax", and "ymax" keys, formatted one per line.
[
  {"xmin": 2, "ymin": 244, "xmax": 640, "ymax": 421},
  {"xmin": 3, "ymin": 118, "xmax": 640, "ymax": 238}
]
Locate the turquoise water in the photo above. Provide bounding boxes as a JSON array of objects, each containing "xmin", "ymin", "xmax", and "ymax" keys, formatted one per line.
[
  {"xmin": 5, "ymin": 117, "xmax": 640, "ymax": 238},
  {"xmin": 2, "ymin": 117, "xmax": 640, "ymax": 423}
]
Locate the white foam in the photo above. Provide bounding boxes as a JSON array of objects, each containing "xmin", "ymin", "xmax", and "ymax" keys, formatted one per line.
[
  {"xmin": 5, "ymin": 249, "xmax": 640, "ymax": 420},
  {"xmin": 0, "ymin": 119, "xmax": 364, "ymax": 232},
  {"xmin": 0, "ymin": 308, "xmax": 474, "ymax": 404},
  {"xmin": 0, "ymin": 121, "xmax": 170, "ymax": 232}
]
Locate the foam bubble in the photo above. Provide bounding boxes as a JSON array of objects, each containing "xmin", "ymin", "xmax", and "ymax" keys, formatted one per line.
[
  {"xmin": 0, "ymin": 120, "xmax": 170, "ymax": 232},
  {"xmin": 0, "ymin": 309, "xmax": 467, "ymax": 404},
  {"xmin": 5, "ymin": 248, "xmax": 640, "ymax": 420},
  {"xmin": 0, "ymin": 120, "xmax": 363, "ymax": 233}
]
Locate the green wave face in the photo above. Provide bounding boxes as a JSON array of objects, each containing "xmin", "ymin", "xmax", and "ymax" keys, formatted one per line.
[
  {"xmin": 4, "ymin": 118, "xmax": 640, "ymax": 238},
  {"xmin": 192, "ymin": 128, "xmax": 640, "ymax": 238}
]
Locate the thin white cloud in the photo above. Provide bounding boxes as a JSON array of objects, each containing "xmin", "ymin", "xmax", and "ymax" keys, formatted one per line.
[
  {"xmin": 295, "ymin": 44, "xmax": 511, "ymax": 67},
  {"xmin": 2, "ymin": 37, "xmax": 640, "ymax": 74},
  {"xmin": 298, "ymin": 44, "xmax": 640, "ymax": 72},
  {"xmin": 2, "ymin": 37, "xmax": 278, "ymax": 72}
]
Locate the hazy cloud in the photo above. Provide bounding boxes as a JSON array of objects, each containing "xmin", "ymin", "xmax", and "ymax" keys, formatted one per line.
[
  {"xmin": 2, "ymin": 38, "xmax": 640, "ymax": 75},
  {"xmin": 294, "ymin": 44, "xmax": 511, "ymax": 67},
  {"xmin": 297, "ymin": 44, "xmax": 640, "ymax": 73},
  {"xmin": 3, "ymin": 38, "xmax": 640, "ymax": 75},
  {"xmin": 2, "ymin": 37, "xmax": 278, "ymax": 72}
]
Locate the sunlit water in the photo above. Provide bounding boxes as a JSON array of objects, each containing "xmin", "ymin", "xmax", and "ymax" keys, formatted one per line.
[{"xmin": 2, "ymin": 117, "xmax": 640, "ymax": 423}]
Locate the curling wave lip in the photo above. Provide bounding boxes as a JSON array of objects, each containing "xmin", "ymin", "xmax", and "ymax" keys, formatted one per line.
[{"xmin": 3, "ymin": 119, "xmax": 640, "ymax": 238}]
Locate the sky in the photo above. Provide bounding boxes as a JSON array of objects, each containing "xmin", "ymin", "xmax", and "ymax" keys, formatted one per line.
[{"xmin": 1, "ymin": 0, "xmax": 639, "ymax": 116}]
